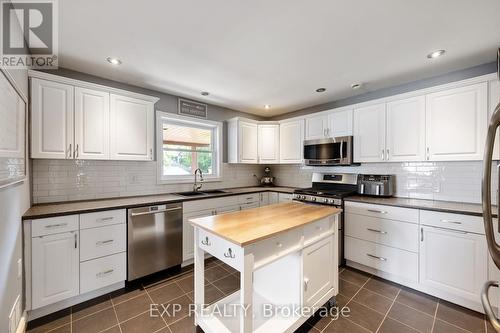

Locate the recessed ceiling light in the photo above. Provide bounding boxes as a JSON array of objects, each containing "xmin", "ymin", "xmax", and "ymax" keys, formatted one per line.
[
  {"xmin": 427, "ymin": 50, "xmax": 446, "ymax": 59},
  {"xmin": 106, "ymin": 57, "xmax": 122, "ymax": 65},
  {"xmin": 316, "ymin": 88, "xmax": 326, "ymax": 93},
  {"xmin": 264, "ymin": 104, "xmax": 271, "ymax": 109},
  {"xmin": 201, "ymin": 91, "xmax": 210, "ymax": 96},
  {"xmin": 351, "ymin": 83, "xmax": 362, "ymax": 89}
]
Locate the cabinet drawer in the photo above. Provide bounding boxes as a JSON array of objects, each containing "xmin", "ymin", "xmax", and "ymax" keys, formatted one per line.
[
  {"xmin": 420, "ymin": 210, "xmax": 484, "ymax": 234},
  {"xmin": 32, "ymin": 215, "xmax": 79, "ymax": 237},
  {"xmin": 239, "ymin": 193, "xmax": 260, "ymax": 204},
  {"xmin": 183, "ymin": 196, "xmax": 240, "ymax": 213},
  {"xmin": 345, "ymin": 236, "xmax": 418, "ymax": 282},
  {"xmin": 80, "ymin": 252, "xmax": 126, "ymax": 294},
  {"xmin": 304, "ymin": 217, "xmax": 334, "ymax": 244},
  {"xmin": 345, "ymin": 213, "xmax": 419, "ymax": 252},
  {"xmin": 345, "ymin": 201, "xmax": 419, "ymax": 223},
  {"xmin": 80, "ymin": 224, "xmax": 126, "ymax": 261},
  {"xmin": 198, "ymin": 228, "xmax": 244, "ymax": 271},
  {"xmin": 251, "ymin": 229, "xmax": 302, "ymax": 264},
  {"xmin": 80, "ymin": 209, "xmax": 126, "ymax": 229}
]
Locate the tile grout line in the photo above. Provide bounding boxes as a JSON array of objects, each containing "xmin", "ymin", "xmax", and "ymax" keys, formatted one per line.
[
  {"xmin": 375, "ymin": 288, "xmax": 401, "ymax": 333},
  {"xmin": 430, "ymin": 300, "xmax": 439, "ymax": 332},
  {"xmin": 142, "ymin": 282, "xmax": 170, "ymax": 330},
  {"xmin": 109, "ymin": 295, "xmax": 124, "ymax": 333}
]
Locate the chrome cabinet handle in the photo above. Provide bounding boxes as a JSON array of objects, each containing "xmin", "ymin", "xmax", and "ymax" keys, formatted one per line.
[
  {"xmin": 96, "ymin": 239, "xmax": 114, "ymax": 246},
  {"xmin": 99, "ymin": 217, "xmax": 114, "ymax": 222},
  {"xmin": 96, "ymin": 269, "xmax": 114, "ymax": 278},
  {"xmin": 276, "ymin": 242, "xmax": 283, "ymax": 248},
  {"xmin": 45, "ymin": 223, "xmax": 68, "ymax": 229},
  {"xmin": 367, "ymin": 253, "xmax": 387, "ymax": 261},
  {"xmin": 74, "ymin": 144, "xmax": 79, "ymax": 158},
  {"xmin": 201, "ymin": 237, "xmax": 211, "ymax": 246},
  {"xmin": 74, "ymin": 233, "xmax": 77, "ymax": 249},
  {"xmin": 304, "ymin": 277, "xmax": 309, "ymax": 291},
  {"xmin": 386, "ymin": 149, "xmax": 389, "ymax": 160},
  {"xmin": 431, "ymin": 226, "xmax": 468, "ymax": 234},
  {"xmin": 421, "ymin": 227, "xmax": 424, "ymax": 242},
  {"xmin": 68, "ymin": 143, "xmax": 72, "ymax": 159},
  {"xmin": 367, "ymin": 209, "xmax": 388, "ymax": 214},
  {"xmin": 426, "ymin": 147, "xmax": 430, "ymax": 160},
  {"xmin": 381, "ymin": 149, "xmax": 384, "ymax": 160},
  {"xmin": 367, "ymin": 228, "xmax": 387, "ymax": 234},
  {"xmin": 224, "ymin": 248, "xmax": 235, "ymax": 258},
  {"xmin": 440, "ymin": 219, "xmax": 462, "ymax": 225}
]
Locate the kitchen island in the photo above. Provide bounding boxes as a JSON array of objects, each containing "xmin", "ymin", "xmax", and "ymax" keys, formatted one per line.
[{"xmin": 189, "ymin": 202, "xmax": 342, "ymax": 333}]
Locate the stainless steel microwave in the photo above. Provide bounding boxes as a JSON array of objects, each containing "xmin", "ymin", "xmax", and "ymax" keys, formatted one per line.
[{"xmin": 303, "ymin": 136, "xmax": 354, "ymax": 166}]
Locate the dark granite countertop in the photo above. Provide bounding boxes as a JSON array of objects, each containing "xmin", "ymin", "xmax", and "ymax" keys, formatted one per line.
[
  {"xmin": 344, "ymin": 195, "xmax": 498, "ymax": 218},
  {"xmin": 23, "ymin": 186, "xmax": 296, "ymax": 220}
]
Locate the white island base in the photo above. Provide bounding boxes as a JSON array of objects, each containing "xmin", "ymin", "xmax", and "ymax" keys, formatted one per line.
[{"xmin": 190, "ymin": 204, "xmax": 340, "ymax": 333}]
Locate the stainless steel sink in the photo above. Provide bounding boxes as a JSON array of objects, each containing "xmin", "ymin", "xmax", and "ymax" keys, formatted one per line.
[{"xmin": 175, "ymin": 189, "xmax": 230, "ymax": 197}]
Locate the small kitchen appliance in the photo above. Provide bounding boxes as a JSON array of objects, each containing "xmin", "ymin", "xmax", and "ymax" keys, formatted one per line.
[{"xmin": 357, "ymin": 174, "xmax": 395, "ymax": 197}]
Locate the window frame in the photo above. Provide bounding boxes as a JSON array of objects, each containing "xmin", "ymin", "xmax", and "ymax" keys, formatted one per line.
[{"xmin": 156, "ymin": 112, "xmax": 222, "ymax": 184}]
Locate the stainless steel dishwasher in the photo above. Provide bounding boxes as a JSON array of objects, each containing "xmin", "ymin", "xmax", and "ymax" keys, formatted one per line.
[{"xmin": 127, "ymin": 203, "xmax": 183, "ymax": 280}]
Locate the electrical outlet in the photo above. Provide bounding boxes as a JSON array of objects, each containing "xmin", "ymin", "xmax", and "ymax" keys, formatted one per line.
[{"xmin": 17, "ymin": 259, "xmax": 22, "ymax": 279}]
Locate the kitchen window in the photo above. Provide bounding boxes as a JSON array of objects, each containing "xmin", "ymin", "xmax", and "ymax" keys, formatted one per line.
[{"xmin": 157, "ymin": 113, "xmax": 222, "ymax": 183}]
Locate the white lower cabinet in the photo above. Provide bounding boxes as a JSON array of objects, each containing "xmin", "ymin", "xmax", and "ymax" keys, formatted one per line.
[
  {"xmin": 80, "ymin": 252, "xmax": 126, "ymax": 294},
  {"xmin": 269, "ymin": 192, "xmax": 279, "ymax": 204},
  {"xmin": 32, "ymin": 231, "xmax": 79, "ymax": 309},
  {"xmin": 259, "ymin": 192, "xmax": 269, "ymax": 206},
  {"xmin": 183, "ymin": 209, "xmax": 213, "ymax": 262},
  {"xmin": 419, "ymin": 225, "xmax": 487, "ymax": 302},
  {"xmin": 278, "ymin": 192, "xmax": 293, "ymax": 203},
  {"xmin": 302, "ymin": 237, "xmax": 334, "ymax": 307}
]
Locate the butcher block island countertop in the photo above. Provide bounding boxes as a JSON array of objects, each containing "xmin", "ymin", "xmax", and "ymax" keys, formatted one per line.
[{"xmin": 189, "ymin": 201, "xmax": 342, "ymax": 246}]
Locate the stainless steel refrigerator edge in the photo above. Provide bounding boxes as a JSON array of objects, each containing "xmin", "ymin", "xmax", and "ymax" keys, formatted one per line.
[{"xmin": 127, "ymin": 203, "xmax": 183, "ymax": 280}]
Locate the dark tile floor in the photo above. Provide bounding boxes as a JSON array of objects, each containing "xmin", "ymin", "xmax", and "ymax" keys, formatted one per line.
[{"xmin": 27, "ymin": 260, "xmax": 494, "ymax": 333}]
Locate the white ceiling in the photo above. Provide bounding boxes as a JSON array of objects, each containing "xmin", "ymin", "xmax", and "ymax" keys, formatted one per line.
[{"xmin": 59, "ymin": 0, "xmax": 500, "ymax": 117}]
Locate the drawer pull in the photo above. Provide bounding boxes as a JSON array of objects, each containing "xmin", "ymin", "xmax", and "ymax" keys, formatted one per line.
[
  {"xmin": 45, "ymin": 223, "xmax": 68, "ymax": 229},
  {"xmin": 367, "ymin": 228, "xmax": 387, "ymax": 234},
  {"xmin": 366, "ymin": 253, "xmax": 387, "ymax": 261},
  {"xmin": 276, "ymin": 242, "xmax": 283, "ymax": 248},
  {"xmin": 201, "ymin": 237, "xmax": 211, "ymax": 246},
  {"xmin": 430, "ymin": 226, "xmax": 468, "ymax": 234},
  {"xmin": 440, "ymin": 219, "xmax": 462, "ymax": 225},
  {"xmin": 304, "ymin": 277, "xmax": 309, "ymax": 291},
  {"xmin": 96, "ymin": 239, "xmax": 114, "ymax": 246},
  {"xmin": 316, "ymin": 226, "xmax": 323, "ymax": 231},
  {"xmin": 99, "ymin": 217, "xmax": 114, "ymax": 222},
  {"xmin": 96, "ymin": 269, "xmax": 114, "ymax": 278},
  {"xmin": 224, "ymin": 248, "xmax": 235, "ymax": 258},
  {"xmin": 367, "ymin": 209, "xmax": 388, "ymax": 214}
]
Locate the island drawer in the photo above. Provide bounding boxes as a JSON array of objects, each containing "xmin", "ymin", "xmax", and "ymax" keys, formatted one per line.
[
  {"xmin": 251, "ymin": 228, "xmax": 302, "ymax": 265},
  {"xmin": 197, "ymin": 228, "xmax": 243, "ymax": 271},
  {"xmin": 80, "ymin": 224, "xmax": 126, "ymax": 261},
  {"xmin": 80, "ymin": 252, "xmax": 126, "ymax": 294},
  {"xmin": 345, "ymin": 213, "xmax": 419, "ymax": 252},
  {"xmin": 303, "ymin": 217, "xmax": 334, "ymax": 244},
  {"xmin": 32, "ymin": 215, "xmax": 79, "ymax": 237},
  {"xmin": 345, "ymin": 202, "xmax": 419, "ymax": 224},
  {"xmin": 80, "ymin": 209, "xmax": 126, "ymax": 229},
  {"xmin": 238, "ymin": 193, "xmax": 260, "ymax": 204},
  {"xmin": 345, "ymin": 236, "xmax": 418, "ymax": 282},
  {"xmin": 420, "ymin": 210, "xmax": 484, "ymax": 234}
]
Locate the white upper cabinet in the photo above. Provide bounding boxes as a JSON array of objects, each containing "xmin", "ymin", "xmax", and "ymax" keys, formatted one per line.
[
  {"xmin": 386, "ymin": 96, "xmax": 426, "ymax": 162},
  {"xmin": 353, "ymin": 103, "xmax": 386, "ymax": 162},
  {"xmin": 489, "ymin": 79, "xmax": 500, "ymax": 160},
  {"xmin": 75, "ymin": 87, "xmax": 110, "ymax": 160},
  {"xmin": 109, "ymin": 94, "xmax": 155, "ymax": 161},
  {"xmin": 31, "ymin": 78, "xmax": 74, "ymax": 159},
  {"xmin": 280, "ymin": 118, "xmax": 304, "ymax": 164},
  {"xmin": 258, "ymin": 124, "xmax": 280, "ymax": 163},
  {"xmin": 328, "ymin": 107, "xmax": 353, "ymax": 137},
  {"xmin": 305, "ymin": 114, "xmax": 329, "ymax": 140},
  {"xmin": 228, "ymin": 118, "xmax": 258, "ymax": 163},
  {"xmin": 426, "ymin": 82, "xmax": 487, "ymax": 161}
]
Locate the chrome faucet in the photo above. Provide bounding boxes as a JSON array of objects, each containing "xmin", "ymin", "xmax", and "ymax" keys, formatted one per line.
[{"xmin": 193, "ymin": 168, "xmax": 204, "ymax": 192}]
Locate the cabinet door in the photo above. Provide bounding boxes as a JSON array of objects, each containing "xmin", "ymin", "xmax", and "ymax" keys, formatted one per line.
[
  {"xmin": 353, "ymin": 103, "xmax": 386, "ymax": 162},
  {"xmin": 239, "ymin": 121, "xmax": 258, "ymax": 163},
  {"xmin": 303, "ymin": 237, "xmax": 334, "ymax": 307},
  {"xmin": 259, "ymin": 192, "xmax": 269, "ymax": 206},
  {"xmin": 278, "ymin": 193, "xmax": 293, "ymax": 203},
  {"xmin": 183, "ymin": 209, "xmax": 213, "ymax": 262},
  {"xmin": 109, "ymin": 94, "xmax": 154, "ymax": 161},
  {"xmin": 258, "ymin": 124, "xmax": 279, "ymax": 163},
  {"xmin": 279, "ymin": 119, "xmax": 304, "ymax": 164},
  {"xmin": 75, "ymin": 87, "xmax": 110, "ymax": 160},
  {"xmin": 32, "ymin": 231, "xmax": 79, "ymax": 308},
  {"xmin": 305, "ymin": 114, "xmax": 328, "ymax": 140},
  {"xmin": 489, "ymin": 80, "xmax": 500, "ymax": 160},
  {"xmin": 216, "ymin": 205, "xmax": 241, "ymax": 214},
  {"xmin": 269, "ymin": 192, "xmax": 279, "ymax": 204},
  {"xmin": 31, "ymin": 78, "xmax": 74, "ymax": 159},
  {"xmin": 426, "ymin": 82, "xmax": 487, "ymax": 161},
  {"xmin": 328, "ymin": 107, "xmax": 353, "ymax": 137},
  {"xmin": 419, "ymin": 226, "xmax": 487, "ymax": 302},
  {"xmin": 386, "ymin": 96, "xmax": 426, "ymax": 161}
]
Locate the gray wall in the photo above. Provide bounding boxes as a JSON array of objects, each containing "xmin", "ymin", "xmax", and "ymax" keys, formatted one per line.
[
  {"xmin": 271, "ymin": 62, "xmax": 497, "ymax": 120},
  {"xmin": 0, "ymin": 67, "xmax": 30, "ymax": 333}
]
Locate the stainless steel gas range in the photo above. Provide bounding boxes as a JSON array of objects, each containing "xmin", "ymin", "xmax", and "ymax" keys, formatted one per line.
[{"xmin": 293, "ymin": 172, "xmax": 358, "ymax": 265}]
